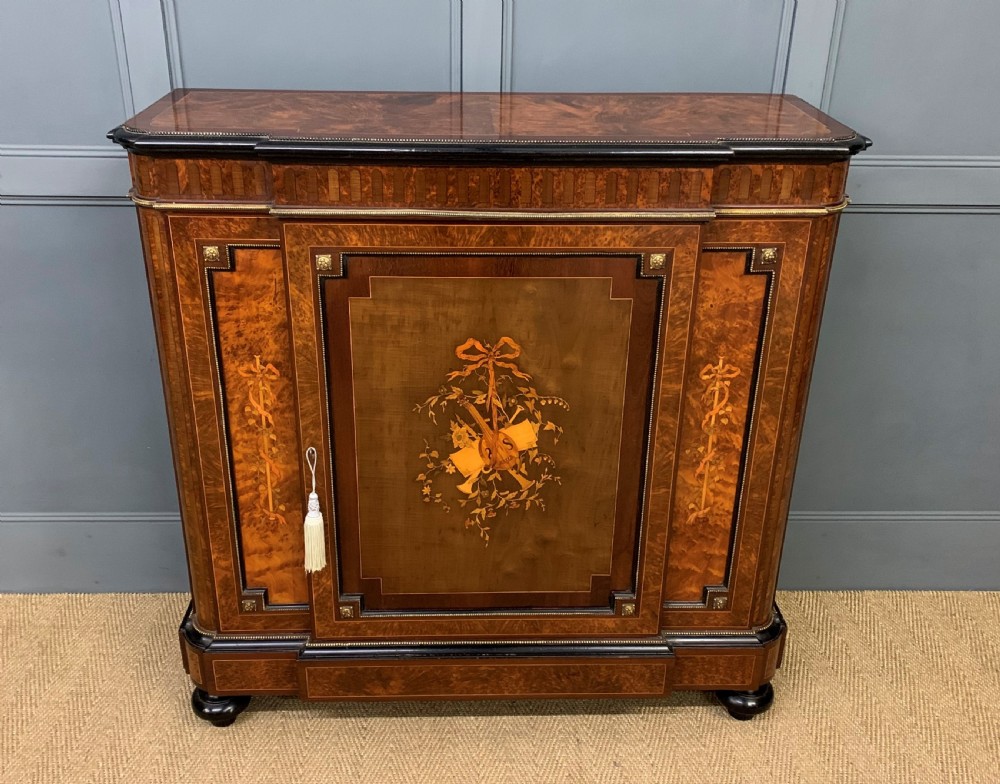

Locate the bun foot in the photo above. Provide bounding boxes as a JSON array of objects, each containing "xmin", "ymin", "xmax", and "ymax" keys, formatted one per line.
[
  {"xmin": 191, "ymin": 688, "xmax": 251, "ymax": 727},
  {"xmin": 716, "ymin": 682, "xmax": 774, "ymax": 720}
]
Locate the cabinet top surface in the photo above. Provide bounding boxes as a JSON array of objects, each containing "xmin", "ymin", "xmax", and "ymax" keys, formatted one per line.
[{"xmin": 111, "ymin": 89, "xmax": 867, "ymax": 161}]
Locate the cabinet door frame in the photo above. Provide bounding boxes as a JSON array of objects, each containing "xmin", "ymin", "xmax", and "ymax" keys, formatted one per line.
[{"xmin": 284, "ymin": 220, "xmax": 704, "ymax": 640}]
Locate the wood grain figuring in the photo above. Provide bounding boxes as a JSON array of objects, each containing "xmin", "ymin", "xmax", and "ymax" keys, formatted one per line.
[
  {"xmin": 303, "ymin": 660, "xmax": 671, "ymax": 700},
  {"xmin": 138, "ymin": 208, "xmax": 219, "ymax": 629},
  {"xmin": 672, "ymin": 653, "xmax": 756, "ymax": 690},
  {"xmin": 665, "ymin": 250, "xmax": 768, "ymax": 602},
  {"xmin": 123, "ymin": 90, "xmax": 859, "ymax": 145},
  {"xmin": 183, "ymin": 642, "xmax": 203, "ymax": 686},
  {"xmin": 712, "ymin": 162, "xmax": 847, "ymax": 206},
  {"xmin": 210, "ymin": 247, "xmax": 307, "ymax": 605},
  {"xmin": 212, "ymin": 658, "xmax": 299, "ymax": 693},
  {"xmin": 748, "ymin": 214, "xmax": 841, "ymax": 627},
  {"xmin": 131, "ymin": 156, "xmax": 269, "ymax": 202}
]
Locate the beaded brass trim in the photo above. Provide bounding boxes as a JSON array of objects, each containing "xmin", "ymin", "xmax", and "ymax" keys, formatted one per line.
[
  {"xmin": 269, "ymin": 206, "xmax": 717, "ymax": 221},
  {"xmin": 131, "ymin": 192, "xmax": 851, "ymax": 218},
  {"xmin": 715, "ymin": 198, "xmax": 850, "ymax": 216}
]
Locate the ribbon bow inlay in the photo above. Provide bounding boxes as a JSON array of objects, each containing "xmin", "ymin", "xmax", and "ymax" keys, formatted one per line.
[
  {"xmin": 448, "ymin": 337, "xmax": 532, "ymax": 434},
  {"xmin": 447, "ymin": 337, "xmax": 531, "ymax": 382}
]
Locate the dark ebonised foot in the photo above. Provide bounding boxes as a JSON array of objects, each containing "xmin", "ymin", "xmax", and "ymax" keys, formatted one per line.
[
  {"xmin": 191, "ymin": 687, "xmax": 252, "ymax": 727},
  {"xmin": 715, "ymin": 682, "xmax": 774, "ymax": 720}
]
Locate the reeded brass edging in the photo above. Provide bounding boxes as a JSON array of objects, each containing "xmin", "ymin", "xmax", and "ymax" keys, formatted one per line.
[
  {"xmin": 715, "ymin": 197, "xmax": 850, "ymax": 216},
  {"xmin": 129, "ymin": 192, "xmax": 269, "ymax": 212},
  {"xmin": 131, "ymin": 191, "xmax": 851, "ymax": 218},
  {"xmin": 269, "ymin": 206, "xmax": 716, "ymax": 221}
]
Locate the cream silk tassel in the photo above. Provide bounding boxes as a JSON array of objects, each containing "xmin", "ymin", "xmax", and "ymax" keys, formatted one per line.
[{"xmin": 303, "ymin": 447, "xmax": 327, "ymax": 573}]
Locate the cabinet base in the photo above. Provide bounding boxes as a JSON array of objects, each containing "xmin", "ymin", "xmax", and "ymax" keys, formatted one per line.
[{"xmin": 179, "ymin": 603, "xmax": 785, "ymax": 724}]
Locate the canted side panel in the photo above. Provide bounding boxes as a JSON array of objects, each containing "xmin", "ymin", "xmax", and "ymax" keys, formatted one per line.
[
  {"xmin": 211, "ymin": 247, "xmax": 307, "ymax": 605},
  {"xmin": 137, "ymin": 208, "xmax": 219, "ymax": 628},
  {"xmin": 166, "ymin": 215, "xmax": 310, "ymax": 633},
  {"xmin": 662, "ymin": 219, "xmax": 812, "ymax": 631},
  {"xmin": 665, "ymin": 250, "xmax": 768, "ymax": 602},
  {"xmin": 749, "ymin": 214, "xmax": 841, "ymax": 626}
]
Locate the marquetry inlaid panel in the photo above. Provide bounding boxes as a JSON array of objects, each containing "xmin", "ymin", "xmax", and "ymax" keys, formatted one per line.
[
  {"xmin": 209, "ymin": 247, "xmax": 307, "ymax": 605},
  {"xmin": 665, "ymin": 249, "xmax": 769, "ymax": 603},
  {"xmin": 324, "ymin": 255, "xmax": 661, "ymax": 612}
]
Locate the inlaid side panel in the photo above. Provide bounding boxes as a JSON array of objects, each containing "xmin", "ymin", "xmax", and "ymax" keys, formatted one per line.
[
  {"xmin": 665, "ymin": 250, "xmax": 768, "ymax": 602},
  {"xmin": 165, "ymin": 215, "xmax": 310, "ymax": 633},
  {"xmin": 210, "ymin": 247, "xmax": 307, "ymax": 605},
  {"xmin": 662, "ymin": 219, "xmax": 813, "ymax": 631},
  {"xmin": 137, "ymin": 208, "xmax": 219, "ymax": 628}
]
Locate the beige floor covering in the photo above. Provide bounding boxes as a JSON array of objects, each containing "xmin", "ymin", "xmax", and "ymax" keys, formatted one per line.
[{"xmin": 1, "ymin": 592, "xmax": 998, "ymax": 784}]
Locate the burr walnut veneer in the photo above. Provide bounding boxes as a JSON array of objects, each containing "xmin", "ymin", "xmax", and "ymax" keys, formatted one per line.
[{"xmin": 111, "ymin": 90, "xmax": 867, "ymax": 725}]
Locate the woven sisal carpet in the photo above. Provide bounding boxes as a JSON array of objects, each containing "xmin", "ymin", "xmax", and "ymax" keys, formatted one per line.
[{"xmin": 1, "ymin": 592, "xmax": 997, "ymax": 783}]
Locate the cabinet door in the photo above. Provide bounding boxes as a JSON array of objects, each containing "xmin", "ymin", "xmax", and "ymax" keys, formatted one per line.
[{"xmin": 285, "ymin": 221, "xmax": 702, "ymax": 640}]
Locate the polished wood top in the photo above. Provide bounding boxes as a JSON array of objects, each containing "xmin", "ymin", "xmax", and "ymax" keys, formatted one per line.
[{"xmin": 111, "ymin": 89, "xmax": 867, "ymax": 162}]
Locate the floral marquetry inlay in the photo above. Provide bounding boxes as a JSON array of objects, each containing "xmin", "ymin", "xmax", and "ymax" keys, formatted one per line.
[
  {"xmin": 238, "ymin": 355, "xmax": 288, "ymax": 527},
  {"xmin": 415, "ymin": 337, "xmax": 569, "ymax": 546},
  {"xmin": 686, "ymin": 357, "xmax": 743, "ymax": 526}
]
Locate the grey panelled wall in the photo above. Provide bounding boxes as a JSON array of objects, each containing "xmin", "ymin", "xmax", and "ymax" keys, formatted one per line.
[
  {"xmin": 168, "ymin": 0, "xmax": 461, "ymax": 91},
  {"xmin": 0, "ymin": 1, "xmax": 997, "ymax": 591},
  {"xmin": 505, "ymin": 0, "xmax": 787, "ymax": 92}
]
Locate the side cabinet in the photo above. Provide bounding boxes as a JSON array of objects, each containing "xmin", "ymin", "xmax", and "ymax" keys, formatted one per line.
[{"xmin": 114, "ymin": 89, "xmax": 866, "ymax": 724}]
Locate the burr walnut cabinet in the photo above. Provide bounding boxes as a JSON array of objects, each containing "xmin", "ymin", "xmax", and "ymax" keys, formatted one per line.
[{"xmin": 110, "ymin": 90, "xmax": 867, "ymax": 725}]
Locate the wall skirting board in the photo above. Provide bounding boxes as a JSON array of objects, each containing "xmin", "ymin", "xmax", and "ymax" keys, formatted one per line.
[{"xmin": 1, "ymin": 512, "xmax": 997, "ymax": 593}]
